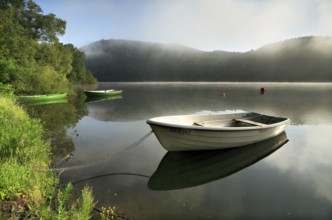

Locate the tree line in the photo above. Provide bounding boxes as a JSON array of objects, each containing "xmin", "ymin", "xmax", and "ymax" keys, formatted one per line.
[
  {"xmin": 83, "ymin": 37, "xmax": 332, "ymax": 82},
  {"xmin": 0, "ymin": 0, "xmax": 97, "ymax": 95}
]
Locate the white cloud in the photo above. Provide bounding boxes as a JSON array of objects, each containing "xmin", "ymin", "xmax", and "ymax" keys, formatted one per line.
[
  {"xmin": 35, "ymin": 0, "xmax": 332, "ymax": 51},
  {"xmin": 141, "ymin": 0, "xmax": 332, "ymax": 51},
  {"xmin": 268, "ymin": 125, "xmax": 332, "ymax": 204}
]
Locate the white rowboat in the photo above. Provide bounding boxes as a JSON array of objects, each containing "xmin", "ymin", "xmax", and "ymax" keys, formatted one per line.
[
  {"xmin": 146, "ymin": 112, "xmax": 290, "ymax": 151},
  {"xmin": 84, "ymin": 89, "xmax": 122, "ymax": 97}
]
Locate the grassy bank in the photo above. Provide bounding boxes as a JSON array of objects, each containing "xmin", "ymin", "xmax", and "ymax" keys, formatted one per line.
[{"xmin": 0, "ymin": 94, "xmax": 94, "ymax": 219}]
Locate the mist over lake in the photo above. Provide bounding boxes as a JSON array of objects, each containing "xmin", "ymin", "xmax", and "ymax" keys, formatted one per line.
[
  {"xmin": 82, "ymin": 37, "xmax": 332, "ymax": 83},
  {"xmin": 24, "ymin": 82, "xmax": 332, "ymax": 219}
]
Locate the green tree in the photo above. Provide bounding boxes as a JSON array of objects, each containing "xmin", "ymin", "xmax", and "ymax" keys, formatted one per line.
[
  {"xmin": 0, "ymin": 0, "xmax": 66, "ymax": 43},
  {"xmin": 66, "ymin": 44, "xmax": 97, "ymax": 83},
  {"xmin": 0, "ymin": 59, "xmax": 19, "ymax": 83},
  {"xmin": 36, "ymin": 42, "xmax": 73, "ymax": 76},
  {"xmin": 12, "ymin": 65, "xmax": 68, "ymax": 95},
  {"xmin": 0, "ymin": 0, "xmax": 97, "ymax": 94},
  {"xmin": 0, "ymin": 7, "xmax": 37, "ymax": 67}
]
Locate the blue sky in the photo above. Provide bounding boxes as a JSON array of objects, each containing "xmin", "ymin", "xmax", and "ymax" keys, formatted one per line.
[{"xmin": 34, "ymin": 0, "xmax": 332, "ymax": 52}]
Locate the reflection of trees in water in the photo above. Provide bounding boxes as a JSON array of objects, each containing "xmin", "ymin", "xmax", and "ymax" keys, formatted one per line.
[
  {"xmin": 24, "ymin": 90, "xmax": 89, "ymax": 156},
  {"xmin": 49, "ymin": 129, "xmax": 75, "ymax": 157}
]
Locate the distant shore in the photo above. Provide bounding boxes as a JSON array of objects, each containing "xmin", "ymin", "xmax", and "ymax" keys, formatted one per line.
[{"xmin": 99, "ymin": 81, "xmax": 332, "ymax": 86}]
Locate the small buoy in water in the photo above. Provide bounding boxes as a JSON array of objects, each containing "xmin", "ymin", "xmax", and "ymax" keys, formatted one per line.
[
  {"xmin": 221, "ymin": 92, "xmax": 226, "ymax": 97},
  {"xmin": 260, "ymin": 87, "xmax": 265, "ymax": 95}
]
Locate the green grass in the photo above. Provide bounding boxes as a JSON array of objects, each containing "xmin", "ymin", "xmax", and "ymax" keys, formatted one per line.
[{"xmin": 0, "ymin": 95, "xmax": 94, "ymax": 219}]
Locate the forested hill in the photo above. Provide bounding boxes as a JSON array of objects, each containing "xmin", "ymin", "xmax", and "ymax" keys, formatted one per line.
[{"xmin": 82, "ymin": 36, "xmax": 332, "ymax": 82}]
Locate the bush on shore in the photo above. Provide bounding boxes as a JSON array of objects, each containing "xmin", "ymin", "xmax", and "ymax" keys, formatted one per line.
[{"xmin": 0, "ymin": 94, "xmax": 94, "ymax": 219}]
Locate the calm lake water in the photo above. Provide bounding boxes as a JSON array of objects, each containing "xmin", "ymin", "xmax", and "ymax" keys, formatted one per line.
[{"xmin": 24, "ymin": 82, "xmax": 332, "ymax": 219}]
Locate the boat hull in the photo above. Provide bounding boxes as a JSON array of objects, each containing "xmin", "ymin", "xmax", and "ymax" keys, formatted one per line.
[
  {"xmin": 84, "ymin": 90, "xmax": 122, "ymax": 97},
  {"xmin": 17, "ymin": 93, "xmax": 67, "ymax": 101},
  {"xmin": 147, "ymin": 112, "xmax": 289, "ymax": 151}
]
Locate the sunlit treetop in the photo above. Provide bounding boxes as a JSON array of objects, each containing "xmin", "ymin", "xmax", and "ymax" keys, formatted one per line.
[{"xmin": 0, "ymin": 0, "xmax": 66, "ymax": 43}]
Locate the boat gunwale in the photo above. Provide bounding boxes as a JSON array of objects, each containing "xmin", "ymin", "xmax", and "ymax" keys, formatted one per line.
[
  {"xmin": 17, "ymin": 93, "xmax": 67, "ymax": 101},
  {"xmin": 146, "ymin": 113, "xmax": 290, "ymax": 131},
  {"xmin": 84, "ymin": 90, "xmax": 122, "ymax": 93}
]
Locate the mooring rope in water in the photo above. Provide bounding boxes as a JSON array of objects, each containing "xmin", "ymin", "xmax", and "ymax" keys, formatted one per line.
[
  {"xmin": 53, "ymin": 153, "xmax": 74, "ymax": 167},
  {"xmin": 51, "ymin": 130, "xmax": 154, "ymax": 172},
  {"xmin": 72, "ymin": 172, "xmax": 150, "ymax": 186}
]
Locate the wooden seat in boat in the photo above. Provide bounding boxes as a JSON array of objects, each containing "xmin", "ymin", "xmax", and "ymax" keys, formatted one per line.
[{"xmin": 233, "ymin": 118, "xmax": 266, "ymax": 127}]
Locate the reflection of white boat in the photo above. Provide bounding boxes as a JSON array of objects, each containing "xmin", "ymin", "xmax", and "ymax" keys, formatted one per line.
[
  {"xmin": 147, "ymin": 112, "xmax": 290, "ymax": 151},
  {"xmin": 85, "ymin": 95, "xmax": 122, "ymax": 103},
  {"xmin": 148, "ymin": 132, "xmax": 288, "ymax": 191}
]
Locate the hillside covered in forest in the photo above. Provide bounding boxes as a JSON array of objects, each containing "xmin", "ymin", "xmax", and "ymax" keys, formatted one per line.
[{"xmin": 82, "ymin": 36, "xmax": 332, "ymax": 82}]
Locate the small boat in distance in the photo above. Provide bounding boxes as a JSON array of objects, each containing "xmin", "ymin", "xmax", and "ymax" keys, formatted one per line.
[
  {"xmin": 147, "ymin": 112, "xmax": 290, "ymax": 151},
  {"xmin": 84, "ymin": 89, "xmax": 122, "ymax": 97},
  {"xmin": 17, "ymin": 92, "xmax": 67, "ymax": 101}
]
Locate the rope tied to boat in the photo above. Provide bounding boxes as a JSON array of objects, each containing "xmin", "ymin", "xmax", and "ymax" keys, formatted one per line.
[{"xmin": 51, "ymin": 130, "xmax": 154, "ymax": 172}]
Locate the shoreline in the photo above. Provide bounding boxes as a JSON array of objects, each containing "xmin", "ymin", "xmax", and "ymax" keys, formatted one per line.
[
  {"xmin": 0, "ymin": 95, "xmax": 94, "ymax": 219},
  {"xmin": 99, "ymin": 81, "xmax": 332, "ymax": 87}
]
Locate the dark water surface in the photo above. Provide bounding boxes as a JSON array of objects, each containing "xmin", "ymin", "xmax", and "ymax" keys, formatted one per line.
[{"xmin": 25, "ymin": 83, "xmax": 332, "ymax": 219}]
